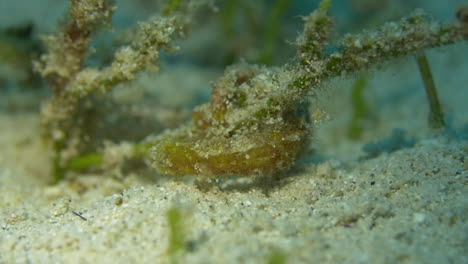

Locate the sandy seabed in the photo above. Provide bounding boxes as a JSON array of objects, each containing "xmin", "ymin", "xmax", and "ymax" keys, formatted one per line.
[{"xmin": 0, "ymin": 111, "xmax": 466, "ymax": 264}]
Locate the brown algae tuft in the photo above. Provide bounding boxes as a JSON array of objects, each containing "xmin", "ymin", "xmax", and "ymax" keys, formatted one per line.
[{"xmin": 151, "ymin": 64, "xmax": 310, "ymax": 176}]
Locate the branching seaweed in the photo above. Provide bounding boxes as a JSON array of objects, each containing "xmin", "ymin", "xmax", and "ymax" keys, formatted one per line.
[
  {"xmin": 37, "ymin": 0, "xmax": 467, "ymax": 181},
  {"xmin": 150, "ymin": 1, "xmax": 466, "ymax": 177},
  {"xmin": 35, "ymin": 0, "xmax": 197, "ymax": 182}
]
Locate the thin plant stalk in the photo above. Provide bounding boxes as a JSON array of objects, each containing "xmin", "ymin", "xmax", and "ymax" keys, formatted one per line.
[{"xmin": 415, "ymin": 51, "xmax": 446, "ymax": 129}]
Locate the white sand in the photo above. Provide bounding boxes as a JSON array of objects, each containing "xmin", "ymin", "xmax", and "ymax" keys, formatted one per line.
[{"xmin": 0, "ymin": 112, "xmax": 466, "ymax": 263}]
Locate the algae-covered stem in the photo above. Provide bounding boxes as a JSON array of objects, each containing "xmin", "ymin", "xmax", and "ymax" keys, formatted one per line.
[
  {"xmin": 289, "ymin": 8, "xmax": 466, "ymax": 105},
  {"xmin": 241, "ymin": 3, "xmax": 466, "ymax": 133}
]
